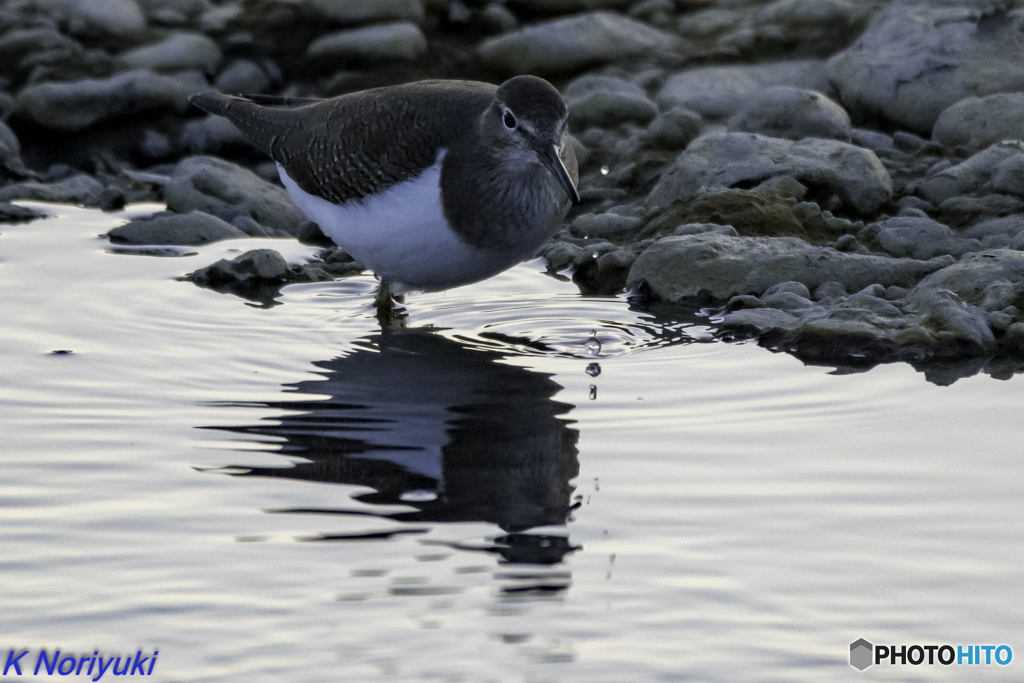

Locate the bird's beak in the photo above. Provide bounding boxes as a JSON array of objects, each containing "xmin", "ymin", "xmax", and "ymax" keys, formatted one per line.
[{"xmin": 542, "ymin": 143, "xmax": 580, "ymax": 205}]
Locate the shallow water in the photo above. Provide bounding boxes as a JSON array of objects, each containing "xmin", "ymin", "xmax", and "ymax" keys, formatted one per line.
[{"xmin": 2, "ymin": 204, "xmax": 1023, "ymax": 681}]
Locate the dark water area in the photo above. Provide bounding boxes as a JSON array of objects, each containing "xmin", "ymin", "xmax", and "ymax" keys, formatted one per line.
[{"xmin": 3, "ymin": 205, "xmax": 1024, "ymax": 681}]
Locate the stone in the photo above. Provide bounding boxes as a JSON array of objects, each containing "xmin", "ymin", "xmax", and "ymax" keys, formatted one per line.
[
  {"xmin": 505, "ymin": 0, "xmax": 633, "ymax": 13},
  {"xmin": 867, "ymin": 216, "xmax": 982, "ymax": 260},
  {"xmin": 165, "ymin": 156, "xmax": 312, "ymax": 237},
  {"xmin": 479, "ymin": 3, "xmax": 519, "ymax": 33},
  {"xmin": 178, "ymin": 114, "xmax": 255, "ymax": 154},
  {"xmin": 850, "ymin": 128, "xmax": 894, "ymax": 153},
  {"xmin": 643, "ymin": 107, "xmax": 702, "ymax": 150},
  {"xmin": 627, "ymin": 233, "xmax": 950, "ymax": 302},
  {"xmin": 646, "ymin": 132, "xmax": 892, "ymax": 215},
  {"xmin": 306, "ymin": 22, "xmax": 428, "ymax": 66},
  {"xmin": 304, "ymin": 0, "xmax": 425, "ymax": 25},
  {"xmin": 563, "ymin": 75, "xmax": 657, "ymax": 129},
  {"xmin": 118, "ymin": 32, "xmax": 222, "ymax": 73},
  {"xmin": 741, "ymin": 0, "xmax": 883, "ymax": 56},
  {"xmin": 827, "ymin": 2, "xmax": 1024, "ymax": 134},
  {"xmin": 571, "ymin": 212, "xmax": 643, "ymax": 239},
  {"xmin": 656, "ymin": 59, "xmax": 829, "ymax": 120},
  {"xmin": 108, "ymin": 210, "xmax": 246, "ymax": 245},
  {"xmin": 13, "ymin": 69, "xmax": 192, "ymax": 131},
  {"xmin": 0, "ymin": 175, "xmax": 106, "ymax": 206},
  {"xmin": 935, "ymin": 194, "xmax": 1024, "ymax": 229},
  {"xmin": 186, "ymin": 248, "xmax": 292, "ymax": 303},
  {"xmin": 0, "ymin": 118, "xmax": 30, "ymax": 180},
  {"xmin": 0, "ymin": 28, "xmax": 84, "ymax": 81},
  {"xmin": 65, "ymin": 0, "xmax": 148, "ymax": 37},
  {"xmin": 136, "ymin": 0, "xmax": 212, "ymax": 25},
  {"xmin": 0, "ymin": 202, "xmax": 45, "ymax": 223},
  {"xmin": 992, "ymin": 154, "xmax": 1024, "ymax": 198},
  {"xmin": 933, "ymin": 93, "xmax": 1024, "ymax": 152},
  {"xmin": 214, "ymin": 59, "xmax": 271, "ymax": 94},
  {"xmin": 917, "ymin": 142, "xmax": 1024, "ymax": 205},
  {"xmin": 478, "ymin": 11, "xmax": 682, "ymax": 76},
  {"xmin": 727, "ymin": 86, "xmax": 851, "ymax": 142}
]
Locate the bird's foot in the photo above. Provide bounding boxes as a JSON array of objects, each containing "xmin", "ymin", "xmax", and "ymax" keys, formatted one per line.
[{"xmin": 374, "ymin": 281, "xmax": 407, "ymax": 328}]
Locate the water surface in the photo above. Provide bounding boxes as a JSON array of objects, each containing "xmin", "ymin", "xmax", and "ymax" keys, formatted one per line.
[{"xmin": 2, "ymin": 205, "xmax": 1022, "ymax": 681}]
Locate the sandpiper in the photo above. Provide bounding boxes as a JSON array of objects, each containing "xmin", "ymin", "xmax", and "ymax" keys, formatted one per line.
[{"xmin": 190, "ymin": 76, "xmax": 580, "ymax": 300}]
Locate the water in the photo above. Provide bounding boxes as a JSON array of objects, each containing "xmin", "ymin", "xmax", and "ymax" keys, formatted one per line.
[{"xmin": 2, "ymin": 204, "xmax": 1023, "ymax": 681}]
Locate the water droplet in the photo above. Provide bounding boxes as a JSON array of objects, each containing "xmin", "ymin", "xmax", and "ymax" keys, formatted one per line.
[
  {"xmin": 589, "ymin": 385, "xmax": 597, "ymax": 400},
  {"xmin": 584, "ymin": 330, "xmax": 601, "ymax": 356},
  {"xmin": 400, "ymin": 490, "xmax": 438, "ymax": 502},
  {"xmin": 600, "ymin": 165, "xmax": 609, "ymax": 176},
  {"xmin": 585, "ymin": 362, "xmax": 601, "ymax": 377}
]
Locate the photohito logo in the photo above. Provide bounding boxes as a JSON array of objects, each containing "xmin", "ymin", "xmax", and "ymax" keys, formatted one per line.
[{"xmin": 849, "ymin": 639, "xmax": 1012, "ymax": 671}]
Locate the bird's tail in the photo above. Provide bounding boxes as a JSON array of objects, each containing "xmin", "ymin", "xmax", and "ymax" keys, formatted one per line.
[{"xmin": 188, "ymin": 92, "xmax": 307, "ymax": 161}]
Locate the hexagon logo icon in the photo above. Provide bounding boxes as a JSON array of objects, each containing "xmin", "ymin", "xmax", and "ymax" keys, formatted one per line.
[{"xmin": 850, "ymin": 639, "xmax": 873, "ymax": 670}]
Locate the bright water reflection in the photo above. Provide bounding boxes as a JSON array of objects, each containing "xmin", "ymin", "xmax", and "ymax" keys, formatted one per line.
[{"xmin": 2, "ymin": 205, "xmax": 1024, "ymax": 682}]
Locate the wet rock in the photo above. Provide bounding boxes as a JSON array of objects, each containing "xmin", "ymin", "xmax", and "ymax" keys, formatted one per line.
[
  {"xmin": 643, "ymin": 107, "xmax": 702, "ymax": 150},
  {"xmin": 306, "ymin": 22, "xmax": 427, "ymax": 67},
  {"xmin": 627, "ymin": 233, "xmax": 950, "ymax": 302},
  {"xmin": 865, "ymin": 215, "xmax": 982, "ymax": 260},
  {"xmin": 912, "ymin": 249, "xmax": 1024, "ymax": 312},
  {"xmin": 827, "ymin": 2, "xmax": 1024, "ymax": 134},
  {"xmin": 656, "ymin": 59, "xmax": 829, "ymax": 120},
  {"xmin": 505, "ymin": 0, "xmax": 633, "ymax": 13},
  {"xmin": 932, "ymin": 93, "xmax": 1024, "ymax": 152},
  {"xmin": 304, "ymin": 0, "xmax": 426, "ymax": 25},
  {"xmin": 186, "ymin": 248, "xmax": 290, "ymax": 302},
  {"xmin": 563, "ymin": 75, "xmax": 657, "ymax": 129},
  {"xmin": 0, "ymin": 118, "xmax": 31, "ymax": 180},
  {"xmin": 13, "ymin": 69, "xmax": 192, "ymax": 132},
  {"xmin": 178, "ymin": 114, "xmax": 255, "ymax": 155},
  {"xmin": 165, "ymin": 156, "xmax": 312, "ymax": 237},
  {"xmin": 0, "ymin": 201, "xmax": 45, "ymax": 223},
  {"xmin": 214, "ymin": 59, "xmax": 271, "ymax": 94},
  {"xmin": 136, "ymin": 0, "xmax": 212, "ymax": 26},
  {"xmin": 572, "ymin": 247, "xmax": 637, "ymax": 294},
  {"xmin": 108, "ymin": 210, "xmax": 246, "ymax": 245},
  {"xmin": 727, "ymin": 86, "xmax": 851, "ymax": 142},
  {"xmin": 0, "ymin": 28, "xmax": 85, "ymax": 83},
  {"xmin": 138, "ymin": 129, "xmax": 172, "ymax": 161},
  {"xmin": 570, "ymin": 212, "xmax": 643, "ymax": 239},
  {"xmin": 479, "ymin": 3, "xmax": 519, "ymax": 33},
  {"xmin": 0, "ymin": 175, "xmax": 107, "ymax": 207},
  {"xmin": 478, "ymin": 11, "xmax": 682, "ymax": 76},
  {"xmin": 992, "ymin": 154, "xmax": 1024, "ymax": 198},
  {"xmin": 917, "ymin": 142, "xmax": 1024, "ymax": 205},
  {"xmin": 118, "ymin": 32, "xmax": 222, "ymax": 73},
  {"xmin": 646, "ymin": 133, "xmax": 892, "ymax": 215},
  {"xmin": 734, "ymin": 0, "xmax": 883, "ymax": 57}
]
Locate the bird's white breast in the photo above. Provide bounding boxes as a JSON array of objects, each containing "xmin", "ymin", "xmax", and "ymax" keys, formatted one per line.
[{"xmin": 277, "ymin": 152, "xmax": 516, "ymax": 292}]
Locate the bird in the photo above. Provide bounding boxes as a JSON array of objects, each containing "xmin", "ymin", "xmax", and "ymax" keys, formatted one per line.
[{"xmin": 189, "ymin": 76, "xmax": 580, "ymax": 307}]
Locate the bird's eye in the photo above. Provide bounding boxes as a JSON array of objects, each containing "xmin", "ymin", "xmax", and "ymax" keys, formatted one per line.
[{"xmin": 503, "ymin": 109, "xmax": 516, "ymax": 130}]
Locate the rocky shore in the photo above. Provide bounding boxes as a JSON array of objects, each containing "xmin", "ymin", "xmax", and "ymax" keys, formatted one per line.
[{"xmin": 3, "ymin": 0, "xmax": 1024, "ymax": 379}]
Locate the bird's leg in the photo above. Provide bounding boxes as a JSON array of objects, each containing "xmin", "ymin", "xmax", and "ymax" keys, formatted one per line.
[{"xmin": 374, "ymin": 279, "xmax": 407, "ymax": 328}]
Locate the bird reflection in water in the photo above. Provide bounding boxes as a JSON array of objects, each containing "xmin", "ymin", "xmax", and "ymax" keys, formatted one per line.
[{"xmin": 205, "ymin": 327, "xmax": 581, "ymax": 567}]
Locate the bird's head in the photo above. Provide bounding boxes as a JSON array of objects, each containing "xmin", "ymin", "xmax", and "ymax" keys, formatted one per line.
[{"xmin": 484, "ymin": 75, "xmax": 580, "ymax": 205}]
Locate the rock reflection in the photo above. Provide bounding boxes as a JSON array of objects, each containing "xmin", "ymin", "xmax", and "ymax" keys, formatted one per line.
[{"xmin": 207, "ymin": 327, "xmax": 581, "ymax": 563}]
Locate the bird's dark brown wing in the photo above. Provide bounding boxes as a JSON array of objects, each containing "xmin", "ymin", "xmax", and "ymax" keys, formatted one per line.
[{"xmin": 190, "ymin": 81, "xmax": 496, "ymax": 205}]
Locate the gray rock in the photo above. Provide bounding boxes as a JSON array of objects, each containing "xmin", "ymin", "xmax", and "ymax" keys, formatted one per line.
[
  {"xmin": 643, "ymin": 107, "xmax": 702, "ymax": 150},
  {"xmin": 741, "ymin": 0, "xmax": 883, "ymax": 55},
  {"xmin": 118, "ymin": 32, "xmax": 222, "ymax": 72},
  {"xmin": 911, "ymin": 249, "xmax": 1024, "ymax": 312},
  {"xmin": 727, "ymin": 86, "xmax": 851, "ymax": 142},
  {"xmin": 0, "ymin": 118, "xmax": 30, "ymax": 179},
  {"xmin": 303, "ymin": 0, "xmax": 425, "ymax": 25},
  {"xmin": 139, "ymin": 129, "xmax": 172, "ymax": 161},
  {"xmin": 935, "ymin": 194, "xmax": 1024, "ymax": 229},
  {"xmin": 0, "ymin": 202, "xmax": 45, "ymax": 223},
  {"xmin": 506, "ymin": 0, "xmax": 633, "ymax": 12},
  {"xmin": 571, "ymin": 212, "xmax": 643, "ymax": 238},
  {"xmin": 917, "ymin": 141, "xmax": 1024, "ymax": 205},
  {"xmin": 646, "ymin": 132, "xmax": 892, "ymax": 215},
  {"xmin": 933, "ymin": 93, "xmax": 1024, "ymax": 152},
  {"xmin": 992, "ymin": 154, "xmax": 1024, "ymax": 198},
  {"xmin": 179, "ymin": 114, "xmax": 254, "ymax": 154},
  {"xmin": 478, "ymin": 11, "xmax": 682, "ymax": 76},
  {"xmin": 108, "ymin": 210, "xmax": 246, "ymax": 245},
  {"xmin": 186, "ymin": 248, "xmax": 292, "ymax": 302},
  {"xmin": 563, "ymin": 75, "xmax": 657, "ymax": 129},
  {"xmin": 306, "ymin": 22, "xmax": 428, "ymax": 66},
  {"xmin": 13, "ymin": 69, "xmax": 192, "ymax": 131},
  {"xmin": 657, "ymin": 60, "xmax": 829, "ymax": 120},
  {"xmin": 136, "ymin": 0, "xmax": 211, "ymax": 25},
  {"xmin": 850, "ymin": 128, "xmax": 894, "ymax": 153},
  {"xmin": 868, "ymin": 216, "xmax": 982, "ymax": 260},
  {"xmin": 61, "ymin": 0, "xmax": 148, "ymax": 37},
  {"xmin": 0, "ymin": 28, "xmax": 83, "ymax": 80},
  {"xmin": 827, "ymin": 2, "xmax": 1024, "ymax": 134},
  {"xmin": 215, "ymin": 59, "xmax": 271, "ymax": 94},
  {"xmin": 627, "ymin": 233, "xmax": 950, "ymax": 301},
  {"xmin": 480, "ymin": 3, "xmax": 519, "ymax": 33},
  {"xmin": 0, "ymin": 175, "xmax": 106, "ymax": 206},
  {"xmin": 165, "ymin": 156, "xmax": 312, "ymax": 237},
  {"xmin": 677, "ymin": 8, "xmax": 742, "ymax": 39},
  {"xmin": 963, "ymin": 215, "xmax": 1024, "ymax": 243}
]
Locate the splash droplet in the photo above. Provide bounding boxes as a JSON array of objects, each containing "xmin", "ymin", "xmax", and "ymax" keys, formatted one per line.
[
  {"xmin": 600, "ymin": 165, "xmax": 609, "ymax": 176},
  {"xmin": 585, "ymin": 362, "xmax": 601, "ymax": 377},
  {"xmin": 584, "ymin": 330, "xmax": 601, "ymax": 356},
  {"xmin": 589, "ymin": 385, "xmax": 597, "ymax": 400}
]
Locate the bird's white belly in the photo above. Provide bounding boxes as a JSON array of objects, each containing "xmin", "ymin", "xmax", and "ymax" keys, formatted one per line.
[{"xmin": 277, "ymin": 155, "xmax": 513, "ymax": 292}]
